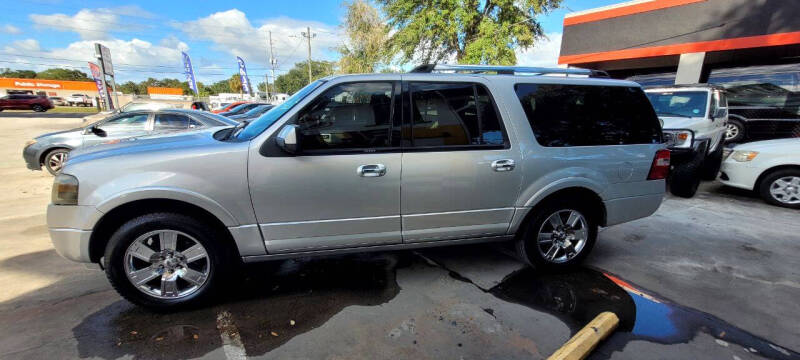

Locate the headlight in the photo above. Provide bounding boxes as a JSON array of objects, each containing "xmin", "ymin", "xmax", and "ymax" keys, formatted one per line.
[
  {"xmin": 24, "ymin": 139, "xmax": 37, "ymax": 147},
  {"xmin": 52, "ymin": 174, "xmax": 79, "ymax": 205},
  {"xmin": 731, "ymin": 151, "xmax": 758, "ymax": 162},
  {"xmin": 662, "ymin": 130, "xmax": 693, "ymax": 148}
]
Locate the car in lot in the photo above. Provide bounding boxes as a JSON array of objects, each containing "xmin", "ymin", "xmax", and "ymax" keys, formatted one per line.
[
  {"xmin": 46, "ymin": 65, "xmax": 668, "ymax": 309},
  {"xmin": 228, "ymin": 104, "xmax": 274, "ymax": 121},
  {"xmin": 217, "ymin": 103, "xmax": 263, "ymax": 117},
  {"xmin": 212, "ymin": 101, "xmax": 247, "ymax": 114},
  {"xmin": 49, "ymin": 96, "xmax": 68, "ymax": 106},
  {"xmin": 66, "ymin": 94, "xmax": 93, "ymax": 107},
  {"xmin": 0, "ymin": 94, "xmax": 54, "ymax": 112},
  {"xmin": 645, "ymin": 85, "xmax": 728, "ymax": 197},
  {"xmin": 719, "ymin": 138, "xmax": 800, "ymax": 208},
  {"xmin": 23, "ymin": 109, "xmax": 237, "ymax": 175}
]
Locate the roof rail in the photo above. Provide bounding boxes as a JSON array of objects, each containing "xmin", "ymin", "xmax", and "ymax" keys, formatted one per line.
[{"xmin": 408, "ymin": 64, "xmax": 610, "ymax": 78}]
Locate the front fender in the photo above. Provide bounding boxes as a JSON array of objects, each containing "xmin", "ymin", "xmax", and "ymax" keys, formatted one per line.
[{"xmin": 95, "ymin": 187, "xmax": 239, "ymax": 227}]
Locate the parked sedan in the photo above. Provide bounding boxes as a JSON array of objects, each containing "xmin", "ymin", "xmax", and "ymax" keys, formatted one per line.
[
  {"xmin": 23, "ymin": 109, "xmax": 237, "ymax": 175},
  {"xmin": 228, "ymin": 104, "xmax": 274, "ymax": 121},
  {"xmin": 719, "ymin": 138, "xmax": 800, "ymax": 208},
  {"xmin": 218, "ymin": 103, "xmax": 262, "ymax": 117},
  {"xmin": 212, "ymin": 101, "xmax": 247, "ymax": 114}
]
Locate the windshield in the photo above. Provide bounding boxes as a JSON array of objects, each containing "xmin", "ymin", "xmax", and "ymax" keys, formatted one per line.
[
  {"xmin": 235, "ymin": 80, "xmax": 326, "ymax": 140},
  {"xmin": 645, "ymin": 91, "xmax": 709, "ymax": 118}
]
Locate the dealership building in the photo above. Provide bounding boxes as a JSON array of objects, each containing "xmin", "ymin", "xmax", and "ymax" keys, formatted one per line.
[{"xmin": 559, "ymin": 0, "xmax": 800, "ymax": 82}]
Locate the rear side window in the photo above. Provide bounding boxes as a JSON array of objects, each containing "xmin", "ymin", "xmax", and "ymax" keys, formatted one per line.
[
  {"xmin": 514, "ymin": 84, "xmax": 661, "ymax": 147},
  {"xmin": 154, "ymin": 114, "xmax": 191, "ymax": 131},
  {"xmin": 409, "ymin": 82, "xmax": 506, "ymax": 148}
]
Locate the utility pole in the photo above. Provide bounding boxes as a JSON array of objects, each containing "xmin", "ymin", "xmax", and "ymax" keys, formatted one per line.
[
  {"xmin": 301, "ymin": 27, "xmax": 316, "ymax": 84},
  {"xmin": 268, "ymin": 30, "xmax": 277, "ymax": 99}
]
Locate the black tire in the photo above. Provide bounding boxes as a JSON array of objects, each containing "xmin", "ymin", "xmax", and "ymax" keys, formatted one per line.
[
  {"xmin": 669, "ymin": 163, "xmax": 701, "ymax": 198},
  {"xmin": 515, "ymin": 197, "xmax": 598, "ymax": 269},
  {"xmin": 43, "ymin": 148, "xmax": 69, "ymax": 175},
  {"xmin": 726, "ymin": 118, "xmax": 745, "ymax": 143},
  {"xmin": 700, "ymin": 141, "xmax": 724, "ymax": 181},
  {"xmin": 758, "ymin": 169, "xmax": 800, "ymax": 209},
  {"xmin": 32, "ymin": 104, "xmax": 44, "ymax": 112},
  {"xmin": 104, "ymin": 213, "xmax": 233, "ymax": 310}
]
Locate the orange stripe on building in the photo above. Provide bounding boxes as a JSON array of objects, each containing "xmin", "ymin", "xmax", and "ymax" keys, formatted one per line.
[
  {"xmin": 563, "ymin": 0, "xmax": 706, "ymax": 26},
  {"xmin": 147, "ymin": 87, "xmax": 183, "ymax": 95},
  {"xmin": 558, "ymin": 31, "xmax": 800, "ymax": 65},
  {"xmin": 0, "ymin": 78, "xmax": 97, "ymax": 91}
]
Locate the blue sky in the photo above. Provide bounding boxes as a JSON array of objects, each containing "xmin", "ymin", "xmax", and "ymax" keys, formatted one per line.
[{"xmin": 0, "ymin": 0, "xmax": 620, "ymax": 85}]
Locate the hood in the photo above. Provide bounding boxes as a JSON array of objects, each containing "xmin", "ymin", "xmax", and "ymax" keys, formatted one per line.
[
  {"xmin": 36, "ymin": 127, "xmax": 84, "ymax": 139},
  {"xmin": 659, "ymin": 116, "xmax": 705, "ymax": 130},
  {"xmin": 68, "ymin": 126, "xmax": 231, "ymax": 164},
  {"xmin": 731, "ymin": 138, "xmax": 800, "ymax": 153}
]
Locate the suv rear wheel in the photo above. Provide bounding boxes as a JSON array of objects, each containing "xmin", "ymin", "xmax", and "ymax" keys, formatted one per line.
[
  {"xmin": 32, "ymin": 104, "xmax": 45, "ymax": 112},
  {"xmin": 516, "ymin": 198, "xmax": 598, "ymax": 269},
  {"xmin": 104, "ymin": 213, "xmax": 231, "ymax": 309}
]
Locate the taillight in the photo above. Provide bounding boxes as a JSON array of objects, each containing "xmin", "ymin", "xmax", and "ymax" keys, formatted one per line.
[{"xmin": 647, "ymin": 149, "xmax": 671, "ymax": 180}]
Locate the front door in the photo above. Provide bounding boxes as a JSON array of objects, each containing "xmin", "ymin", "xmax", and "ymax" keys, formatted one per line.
[
  {"xmin": 248, "ymin": 81, "xmax": 403, "ymax": 253},
  {"xmin": 400, "ymin": 81, "xmax": 522, "ymax": 242}
]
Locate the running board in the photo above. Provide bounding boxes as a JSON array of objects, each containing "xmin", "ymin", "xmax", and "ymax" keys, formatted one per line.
[{"xmin": 241, "ymin": 235, "xmax": 514, "ymax": 263}]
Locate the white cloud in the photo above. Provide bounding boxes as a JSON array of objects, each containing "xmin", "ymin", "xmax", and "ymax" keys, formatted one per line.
[
  {"xmin": 29, "ymin": 7, "xmax": 151, "ymax": 40},
  {"xmin": 516, "ymin": 32, "xmax": 563, "ymax": 67},
  {"xmin": 1, "ymin": 24, "xmax": 21, "ymax": 34},
  {"xmin": 3, "ymin": 39, "xmax": 41, "ymax": 52},
  {"xmin": 174, "ymin": 9, "xmax": 342, "ymax": 73}
]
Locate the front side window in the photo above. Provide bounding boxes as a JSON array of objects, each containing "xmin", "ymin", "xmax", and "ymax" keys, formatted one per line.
[
  {"xmin": 99, "ymin": 114, "xmax": 149, "ymax": 132},
  {"xmin": 646, "ymin": 91, "xmax": 709, "ymax": 118},
  {"xmin": 515, "ymin": 84, "xmax": 661, "ymax": 147},
  {"xmin": 154, "ymin": 114, "xmax": 191, "ymax": 131},
  {"xmin": 293, "ymin": 82, "xmax": 394, "ymax": 152},
  {"xmin": 409, "ymin": 82, "xmax": 506, "ymax": 147},
  {"xmin": 236, "ymin": 80, "xmax": 325, "ymax": 140}
]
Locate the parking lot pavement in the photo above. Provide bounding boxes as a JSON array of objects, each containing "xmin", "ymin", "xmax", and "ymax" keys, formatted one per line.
[{"xmin": 0, "ymin": 116, "xmax": 798, "ymax": 359}]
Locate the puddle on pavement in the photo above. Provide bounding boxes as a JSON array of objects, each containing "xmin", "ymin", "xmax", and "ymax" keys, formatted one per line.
[
  {"xmin": 72, "ymin": 252, "xmax": 406, "ymax": 359},
  {"xmin": 491, "ymin": 267, "xmax": 799, "ymax": 360}
]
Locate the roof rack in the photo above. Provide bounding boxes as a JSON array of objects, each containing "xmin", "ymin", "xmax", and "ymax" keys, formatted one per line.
[{"xmin": 409, "ymin": 64, "xmax": 610, "ymax": 78}]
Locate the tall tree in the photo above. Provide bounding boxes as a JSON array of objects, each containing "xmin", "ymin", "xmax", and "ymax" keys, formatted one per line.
[
  {"xmin": 275, "ymin": 60, "xmax": 335, "ymax": 94},
  {"xmin": 338, "ymin": 0, "xmax": 390, "ymax": 74},
  {"xmin": 0, "ymin": 68, "xmax": 37, "ymax": 78},
  {"xmin": 378, "ymin": 0, "xmax": 561, "ymax": 65},
  {"xmin": 227, "ymin": 74, "xmax": 243, "ymax": 94},
  {"xmin": 36, "ymin": 68, "xmax": 92, "ymax": 81}
]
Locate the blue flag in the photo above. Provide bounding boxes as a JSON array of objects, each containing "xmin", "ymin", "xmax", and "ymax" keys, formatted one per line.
[
  {"xmin": 182, "ymin": 52, "xmax": 198, "ymax": 95},
  {"xmin": 237, "ymin": 56, "xmax": 251, "ymax": 95}
]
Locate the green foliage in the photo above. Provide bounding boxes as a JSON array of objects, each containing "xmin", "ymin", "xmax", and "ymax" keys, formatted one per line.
[
  {"xmin": 36, "ymin": 68, "xmax": 93, "ymax": 81},
  {"xmin": 378, "ymin": 0, "xmax": 562, "ymax": 65},
  {"xmin": 275, "ymin": 60, "xmax": 335, "ymax": 94},
  {"xmin": 227, "ymin": 74, "xmax": 242, "ymax": 94},
  {"xmin": 0, "ymin": 68, "xmax": 37, "ymax": 78},
  {"xmin": 338, "ymin": 0, "xmax": 390, "ymax": 74}
]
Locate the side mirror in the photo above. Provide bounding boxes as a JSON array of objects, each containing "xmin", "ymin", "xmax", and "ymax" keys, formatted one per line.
[
  {"xmin": 276, "ymin": 124, "xmax": 300, "ymax": 154},
  {"xmin": 90, "ymin": 126, "xmax": 107, "ymax": 137}
]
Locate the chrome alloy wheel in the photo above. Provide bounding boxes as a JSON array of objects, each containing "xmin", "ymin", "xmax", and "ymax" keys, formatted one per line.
[
  {"xmin": 769, "ymin": 176, "xmax": 800, "ymax": 205},
  {"xmin": 123, "ymin": 230, "xmax": 211, "ymax": 299},
  {"xmin": 537, "ymin": 210, "xmax": 589, "ymax": 264},
  {"xmin": 48, "ymin": 152, "xmax": 67, "ymax": 172},
  {"xmin": 725, "ymin": 123, "xmax": 740, "ymax": 141}
]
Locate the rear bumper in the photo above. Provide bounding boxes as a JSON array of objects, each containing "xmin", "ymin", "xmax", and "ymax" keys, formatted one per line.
[{"xmin": 604, "ymin": 193, "xmax": 664, "ymax": 226}]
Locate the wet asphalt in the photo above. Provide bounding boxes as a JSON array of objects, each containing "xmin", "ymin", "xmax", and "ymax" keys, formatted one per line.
[{"xmin": 0, "ymin": 183, "xmax": 798, "ymax": 359}]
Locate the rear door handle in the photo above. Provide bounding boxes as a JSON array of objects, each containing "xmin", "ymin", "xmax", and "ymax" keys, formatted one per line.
[
  {"xmin": 357, "ymin": 164, "xmax": 386, "ymax": 177},
  {"xmin": 491, "ymin": 159, "xmax": 515, "ymax": 172}
]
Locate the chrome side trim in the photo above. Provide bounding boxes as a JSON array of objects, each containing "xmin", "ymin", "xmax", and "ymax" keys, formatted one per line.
[
  {"xmin": 241, "ymin": 235, "xmax": 513, "ymax": 263},
  {"xmin": 260, "ymin": 214, "xmax": 398, "ymax": 226}
]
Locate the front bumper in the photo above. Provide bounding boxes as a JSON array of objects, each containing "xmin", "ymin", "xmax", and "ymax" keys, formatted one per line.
[
  {"xmin": 719, "ymin": 159, "xmax": 759, "ymax": 191},
  {"xmin": 47, "ymin": 204, "xmax": 104, "ymax": 263},
  {"xmin": 22, "ymin": 144, "xmax": 41, "ymax": 170}
]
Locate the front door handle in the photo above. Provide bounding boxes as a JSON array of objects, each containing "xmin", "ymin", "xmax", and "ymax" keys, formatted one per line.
[
  {"xmin": 491, "ymin": 159, "xmax": 515, "ymax": 172},
  {"xmin": 357, "ymin": 164, "xmax": 386, "ymax": 177}
]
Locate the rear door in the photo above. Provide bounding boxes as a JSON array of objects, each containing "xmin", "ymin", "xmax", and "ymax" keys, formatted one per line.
[{"xmin": 400, "ymin": 80, "xmax": 522, "ymax": 242}]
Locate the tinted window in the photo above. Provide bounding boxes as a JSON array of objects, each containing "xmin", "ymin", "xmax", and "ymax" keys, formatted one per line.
[
  {"xmin": 293, "ymin": 82, "xmax": 393, "ymax": 151},
  {"xmin": 410, "ymin": 82, "xmax": 506, "ymax": 147},
  {"xmin": 708, "ymin": 67, "xmax": 799, "ymax": 110},
  {"xmin": 515, "ymin": 84, "xmax": 661, "ymax": 147},
  {"xmin": 100, "ymin": 114, "xmax": 149, "ymax": 132},
  {"xmin": 154, "ymin": 114, "xmax": 191, "ymax": 131}
]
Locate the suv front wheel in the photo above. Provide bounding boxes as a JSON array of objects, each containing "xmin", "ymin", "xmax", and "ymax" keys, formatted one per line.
[
  {"xmin": 104, "ymin": 213, "xmax": 232, "ymax": 309},
  {"xmin": 516, "ymin": 199, "xmax": 598, "ymax": 268}
]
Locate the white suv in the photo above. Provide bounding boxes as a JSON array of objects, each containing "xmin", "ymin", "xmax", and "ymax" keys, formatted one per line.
[{"xmin": 645, "ymin": 85, "xmax": 728, "ymax": 197}]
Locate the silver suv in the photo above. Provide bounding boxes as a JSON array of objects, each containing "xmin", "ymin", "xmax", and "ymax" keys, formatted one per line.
[{"xmin": 48, "ymin": 65, "xmax": 669, "ymax": 309}]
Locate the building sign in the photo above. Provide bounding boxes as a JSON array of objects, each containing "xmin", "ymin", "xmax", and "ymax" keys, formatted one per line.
[
  {"xmin": 95, "ymin": 44, "xmax": 114, "ymax": 76},
  {"xmin": 0, "ymin": 78, "xmax": 96, "ymax": 91}
]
